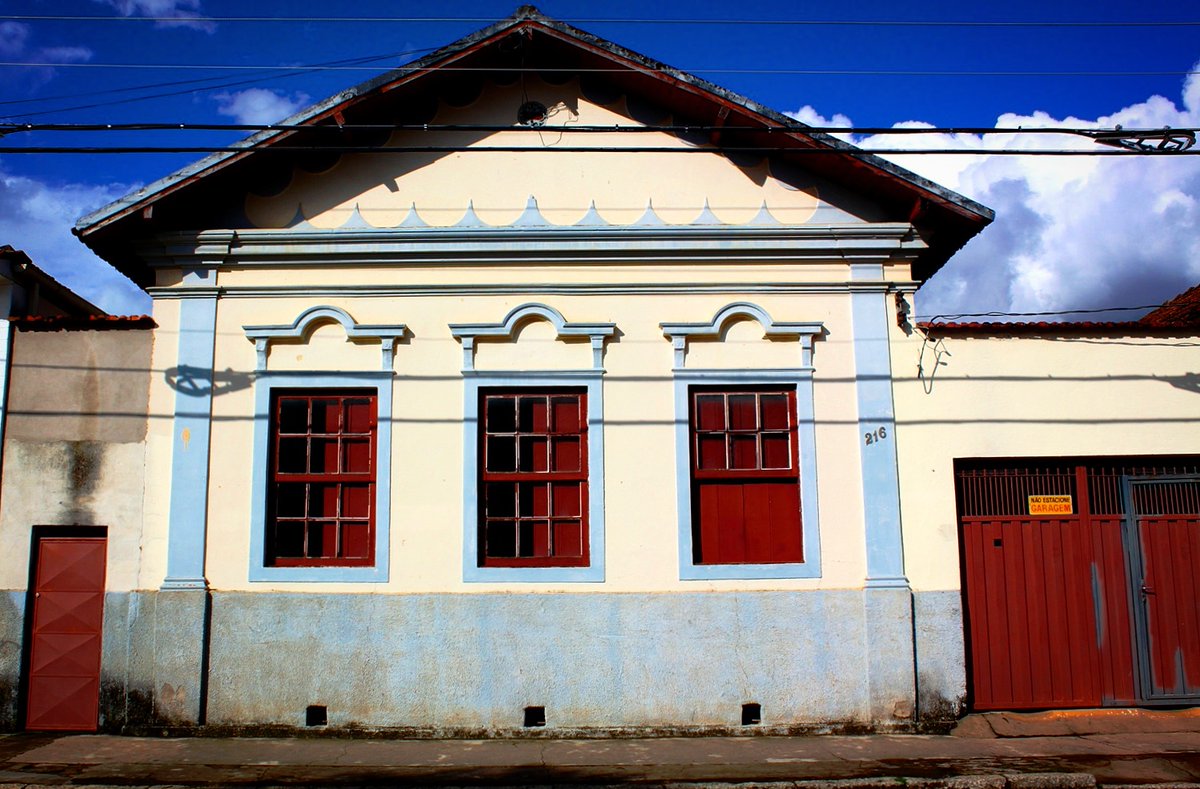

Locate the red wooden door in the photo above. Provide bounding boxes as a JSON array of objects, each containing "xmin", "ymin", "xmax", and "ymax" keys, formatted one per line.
[
  {"xmin": 962, "ymin": 516, "xmax": 1104, "ymax": 709},
  {"xmin": 25, "ymin": 536, "xmax": 107, "ymax": 731},
  {"xmin": 1130, "ymin": 478, "xmax": 1200, "ymax": 701}
]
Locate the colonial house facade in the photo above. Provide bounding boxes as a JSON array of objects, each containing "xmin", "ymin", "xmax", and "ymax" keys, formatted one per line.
[{"xmin": 1, "ymin": 8, "xmax": 1196, "ymax": 734}]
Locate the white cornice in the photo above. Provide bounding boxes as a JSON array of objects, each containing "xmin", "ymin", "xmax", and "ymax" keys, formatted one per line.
[{"xmin": 133, "ymin": 222, "xmax": 927, "ymax": 269}]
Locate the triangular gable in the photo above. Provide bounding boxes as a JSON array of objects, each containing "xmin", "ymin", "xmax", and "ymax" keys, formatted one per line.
[{"xmin": 75, "ymin": 5, "xmax": 992, "ymax": 285}]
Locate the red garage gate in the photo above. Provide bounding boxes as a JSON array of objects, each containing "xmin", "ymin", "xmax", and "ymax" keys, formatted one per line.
[{"xmin": 958, "ymin": 459, "xmax": 1200, "ymax": 710}]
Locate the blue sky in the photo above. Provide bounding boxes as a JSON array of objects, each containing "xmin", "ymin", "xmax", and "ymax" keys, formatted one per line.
[{"xmin": 1, "ymin": 0, "xmax": 1198, "ymax": 317}]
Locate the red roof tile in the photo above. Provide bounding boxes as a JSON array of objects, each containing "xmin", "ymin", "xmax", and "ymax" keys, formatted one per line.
[{"xmin": 11, "ymin": 314, "xmax": 155, "ymax": 331}]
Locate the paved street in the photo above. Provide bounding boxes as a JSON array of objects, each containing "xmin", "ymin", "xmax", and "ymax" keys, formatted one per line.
[{"xmin": 1, "ymin": 710, "xmax": 1199, "ymax": 787}]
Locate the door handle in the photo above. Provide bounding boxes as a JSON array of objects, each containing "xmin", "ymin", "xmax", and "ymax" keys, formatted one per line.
[{"xmin": 1141, "ymin": 585, "xmax": 1156, "ymax": 596}]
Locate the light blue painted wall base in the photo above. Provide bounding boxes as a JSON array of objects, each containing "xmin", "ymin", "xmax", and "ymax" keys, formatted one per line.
[
  {"xmin": 862, "ymin": 587, "xmax": 917, "ymax": 726},
  {"xmin": 0, "ymin": 588, "xmax": 966, "ymax": 733},
  {"xmin": 200, "ymin": 590, "xmax": 953, "ymax": 731},
  {"xmin": 913, "ymin": 590, "xmax": 968, "ymax": 721}
]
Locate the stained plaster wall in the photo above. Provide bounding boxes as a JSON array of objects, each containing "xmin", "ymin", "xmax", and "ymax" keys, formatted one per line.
[{"xmin": 0, "ymin": 328, "xmax": 152, "ymax": 729}]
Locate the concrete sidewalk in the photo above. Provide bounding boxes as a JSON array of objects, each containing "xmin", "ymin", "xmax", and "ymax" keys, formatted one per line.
[{"xmin": 1, "ymin": 711, "xmax": 1200, "ymax": 788}]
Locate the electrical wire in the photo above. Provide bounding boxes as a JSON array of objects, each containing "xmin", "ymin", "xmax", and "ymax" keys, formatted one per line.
[
  {"xmin": 5, "ymin": 15, "xmax": 1200, "ymax": 27},
  {"xmin": 3, "ymin": 62, "xmax": 1197, "ymax": 77},
  {"xmin": 919, "ymin": 304, "xmax": 1165, "ymax": 322},
  {"xmin": 1, "ymin": 145, "xmax": 1194, "ymax": 155},
  {"xmin": 2, "ymin": 122, "xmax": 1195, "ymax": 136},
  {"xmin": 0, "ymin": 46, "xmax": 440, "ymax": 108}
]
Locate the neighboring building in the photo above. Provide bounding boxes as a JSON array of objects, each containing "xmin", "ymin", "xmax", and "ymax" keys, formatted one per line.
[
  {"xmin": 0, "ymin": 247, "xmax": 153, "ymax": 730},
  {"xmin": 0, "ymin": 8, "xmax": 1195, "ymax": 735},
  {"xmin": 908, "ymin": 295, "xmax": 1200, "ymax": 712}
]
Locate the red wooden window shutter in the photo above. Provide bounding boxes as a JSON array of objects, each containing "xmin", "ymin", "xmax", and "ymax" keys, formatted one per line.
[{"xmin": 690, "ymin": 388, "xmax": 803, "ymax": 564}]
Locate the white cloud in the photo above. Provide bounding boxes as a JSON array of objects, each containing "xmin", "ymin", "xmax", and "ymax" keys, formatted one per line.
[
  {"xmin": 213, "ymin": 88, "xmax": 310, "ymax": 126},
  {"xmin": 792, "ymin": 63, "xmax": 1200, "ymax": 319},
  {"xmin": 92, "ymin": 0, "xmax": 216, "ymax": 33},
  {"xmin": 0, "ymin": 165, "xmax": 149, "ymax": 315},
  {"xmin": 0, "ymin": 22, "xmax": 31, "ymax": 57},
  {"xmin": 39, "ymin": 46, "xmax": 95, "ymax": 63}
]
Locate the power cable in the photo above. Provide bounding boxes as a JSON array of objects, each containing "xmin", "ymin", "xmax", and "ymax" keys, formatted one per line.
[
  {"xmin": 2, "ymin": 122, "xmax": 1195, "ymax": 136},
  {"xmin": 0, "ymin": 46, "xmax": 439, "ymax": 108},
  {"xmin": 3, "ymin": 62, "xmax": 1197, "ymax": 76},
  {"xmin": 1, "ymin": 145, "xmax": 1196, "ymax": 155},
  {"xmin": 5, "ymin": 14, "xmax": 1200, "ymax": 27}
]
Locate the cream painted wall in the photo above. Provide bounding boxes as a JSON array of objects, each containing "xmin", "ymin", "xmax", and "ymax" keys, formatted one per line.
[
  {"xmin": 242, "ymin": 77, "xmax": 847, "ymax": 231},
  {"xmin": 176, "ymin": 288, "xmax": 871, "ymax": 594},
  {"xmin": 893, "ymin": 325, "xmax": 1200, "ymax": 593}
]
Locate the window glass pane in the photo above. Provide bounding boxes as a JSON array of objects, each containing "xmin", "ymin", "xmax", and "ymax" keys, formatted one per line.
[
  {"xmin": 552, "ymin": 482, "xmax": 581, "ymax": 517},
  {"xmin": 311, "ymin": 400, "xmax": 340, "ymax": 433},
  {"xmin": 552, "ymin": 436, "xmax": 581, "ymax": 472},
  {"xmin": 341, "ymin": 523, "xmax": 370, "ymax": 559},
  {"xmin": 342, "ymin": 439, "xmax": 371, "ymax": 473},
  {"xmin": 762, "ymin": 434, "xmax": 792, "ymax": 469},
  {"xmin": 344, "ymin": 399, "xmax": 372, "ymax": 433},
  {"xmin": 307, "ymin": 521, "xmax": 337, "ymax": 558},
  {"xmin": 552, "ymin": 396, "xmax": 580, "ymax": 434},
  {"xmin": 278, "ymin": 399, "xmax": 308, "ymax": 434},
  {"xmin": 519, "ymin": 396, "xmax": 548, "ymax": 433},
  {"xmin": 520, "ymin": 482, "xmax": 549, "ymax": 517},
  {"xmin": 274, "ymin": 521, "xmax": 305, "ymax": 557},
  {"xmin": 486, "ymin": 436, "xmax": 516, "ymax": 472},
  {"xmin": 697, "ymin": 435, "xmax": 726, "ymax": 470},
  {"xmin": 731, "ymin": 434, "xmax": 759, "ymax": 469},
  {"xmin": 342, "ymin": 485, "xmax": 371, "ymax": 518},
  {"xmin": 277, "ymin": 437, "xmax": 308, "ymax": 473},
  {"xmin": 486, "ymin": 397, "xmax": 515, "ymax": 433},
  {"xmin": 311, "ymin": 438, "xmax": 338, "ymax": 473},
  {"xmin": 309, "ymin": 484, "xmax": 338, "ymax": 517},
  {"xmin": 729, "ymin": 394, "xmax": 757, "ymax": 430},
  {"xmin": 553, "ymin": 521, "xmax": 583, "ymax": 557},
  {"xmin": 486, "ymin": 521, "xmax": 517, "ymax": 557},
  {"xmin": 275, "ymin": 483, "xmax": 306, "ymax": 517},
  {"xmin": 486, "ymin": 482, "xmax": 516, "ymax": 517},
  {"xmin": 521, "ymin": 521, "xmax": 549, "ymax": 558},
  {"xmin": 760, "ymin": 394, "xmax": 789, "ymax": 430},
  {"xmin": 695, "ymin": 394, "xmax": 725, "ymax": 431},
  {"xmin": 519, "ymin": 435, "xmax": 548, "ymax": 472}
]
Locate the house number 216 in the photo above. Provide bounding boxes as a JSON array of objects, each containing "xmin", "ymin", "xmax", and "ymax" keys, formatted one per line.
[{"xmin": 864, "ymin": 426, "xmax": 888, "ymax": 445}]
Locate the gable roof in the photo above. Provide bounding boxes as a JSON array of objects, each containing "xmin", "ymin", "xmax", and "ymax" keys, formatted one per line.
[
  {"xmin": 75, "ymin": 5, "xmax": 993, "ymax": 286},
  {"xmin": 0, "ymin": 246, "xmax": 107, "ymax": 318}
]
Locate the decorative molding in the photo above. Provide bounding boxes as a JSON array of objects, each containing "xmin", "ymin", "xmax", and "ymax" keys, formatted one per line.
[
  {"xmin": 248, "ymin": 370, "xmax": 394, "ymax": 584},
  {"xmin": 671, "ymin": 368, "xmax": 822, "ymax": 581},
  {"xmin": 135, "ymin": 222, "xmax": 927, "ymax": 270},
  {"xmin": 149, "ymin": 281, "xmax": 913, "ymax": 300},
  {"xmin": 449, "ymin": 302, "xmax": 617, "ymax": 371},
  {"xmin": 661, "ymin": 302, "xmax": 824, "ymax": 368},
  {"xmin": 243, "ymin": 304, "xmax": 407, "ymax": 372},
  {"xmin": 460, "ymin": 370, "xmax": 606, "ymax": 584}
]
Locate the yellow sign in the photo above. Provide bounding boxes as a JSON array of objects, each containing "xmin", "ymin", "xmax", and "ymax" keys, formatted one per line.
[{"xmin": 1028, "ymin": 495, "xmax": 1073, "ymax": 515}]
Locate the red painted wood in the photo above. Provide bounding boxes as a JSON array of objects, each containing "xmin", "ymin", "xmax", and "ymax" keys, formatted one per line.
[
  {"xmin": 1139, "ymin": 514, "xmax": 1200, "ymax": 697},
  {"xmin": 25, "ymin": 537, "xmax": 106, "ymax": 732},
  {"xmin": 963, "ymin": 516, "xmax": 1103, "ymax": 710},
  {"xmin": 1093, "ymin": 517, "xmax": 1137, "ymax": 704}
]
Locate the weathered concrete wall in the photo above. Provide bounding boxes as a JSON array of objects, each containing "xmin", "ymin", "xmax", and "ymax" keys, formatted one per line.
[
  {"xmin": 913, "ymin": 591, "xmax": 967, "ymax": 722},
  {"xmin": 203, "ymin": 590, "xmax": 891, "ymax": 732},
  {"xmin": 6, "ymin": 329, "xmax": 151, "ymax": 444},
  {"xmin": 0, "ymin": 328, "xmax": 152, "ymax": 731},
  {"xmin": 0, "ymin": 591, "xmax": 25, "ymax": 729}
]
